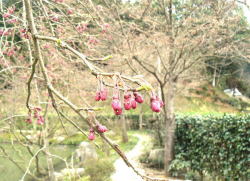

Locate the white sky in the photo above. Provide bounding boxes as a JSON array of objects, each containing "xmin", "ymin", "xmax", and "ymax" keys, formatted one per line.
[{"xmin": 241, "ymin": 2, "xmax": 250, "ymax": 22}]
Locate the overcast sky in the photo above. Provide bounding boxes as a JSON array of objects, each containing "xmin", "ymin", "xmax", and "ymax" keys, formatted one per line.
[{"xmin": 241, "ymin": 3, "xmax": 250, "ymax": 22}]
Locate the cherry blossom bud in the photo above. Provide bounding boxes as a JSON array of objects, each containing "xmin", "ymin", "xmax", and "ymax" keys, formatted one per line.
[
  {"xmin": 95, "ymin": 91, "xmax": 101, "ymax": 101},
  {"xmin": 134, "ymin": 92, "xmax": 144, "ymax": 103},
  {"xmin": 114, "ymin": 108, "xmax": 122, "ymax": 115},
  {"xmin": 8, "ymin": 7, "xmax": 15, "ymax": 14},
  {"xmin": 97, "ymin": 125, "xmax": 108, "ymax": 133},
  {"xmin": 25, "ymin": 118, "xmax": 32, "ymax": 124},
  {"xmin": 112, "ymin": 98, "xmax": 122, "ymax": 111},
  {"xmin": 100, "ymin": 88, "xmax": 108, "ymax": 101},
  {"xmin": 37, "ymin": 116, "xmax": 45, "ymax": 125},
  {"xmin": 3, "ymin": 13, "xmax": 10, "ymax": 18},
  {"xmin": 131, "ymin": 98, "xmax": 137, "ymax": 109},
  {"xmin": 67, "ymin": 9, "xmax": 73, "ymax": 15},
  {"xmin": 88, "ymin": 132, "xmax": 95, "ymax": 141},
  {"xmin": 151, "ymin": 100, "xmax": 161, "ymax": 112},
  {"xmin": 124, "ymin": 99, "xmax": 132, "ymax": 110}
]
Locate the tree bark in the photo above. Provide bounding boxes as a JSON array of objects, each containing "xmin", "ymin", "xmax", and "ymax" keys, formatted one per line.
[
  {"xmin": 121, "ymin": 115, "xmax": 128, "ymax": 143},
  {"xmin": 164, "ymin": 81, "xmax": 176, "ymax": 175},
  {"xmin": 139, "ymin": 106, "xmax": 143, "ymax": 130},
  {"xmin": 212, "ymin": 64, "xmax": 217, "ymax": 87},
  {"xmin": 24, "ymin": 0, "xmax": 55, "ymax": 180}
]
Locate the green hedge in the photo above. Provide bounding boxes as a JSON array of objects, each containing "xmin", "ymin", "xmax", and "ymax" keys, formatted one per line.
[{"xmin": 174, "ymin": 115, "xmax": 250, "ymax": 180}]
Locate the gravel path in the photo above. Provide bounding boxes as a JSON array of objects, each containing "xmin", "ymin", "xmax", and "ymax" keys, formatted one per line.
[
  {"xmin": 111, "ymin": 133, "xmax": 190, "ymax": 181},
  {"xmin": 111, "ymin": 133, "xmax": 149, "ymax": 181}
]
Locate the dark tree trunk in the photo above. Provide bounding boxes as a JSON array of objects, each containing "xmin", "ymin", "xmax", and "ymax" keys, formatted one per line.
[
  {"xmin": 121, "ymin": 115, "xmax": 128, "ymax": 143},
  {"xmin": 164, "ymin": 80, "xmax": 176, "ymax": 175}
]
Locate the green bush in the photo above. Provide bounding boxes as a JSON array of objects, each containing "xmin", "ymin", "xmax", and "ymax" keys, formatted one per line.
[
  {"xmin": 172, "ymin": 115, "xmax": 250, "ymax": 180},
  {"xmin": 84, "ymin": 158, "xmax": 115, "ymax": 181}
]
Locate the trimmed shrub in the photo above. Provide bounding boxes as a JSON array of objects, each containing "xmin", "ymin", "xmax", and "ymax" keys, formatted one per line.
[{"xmin": 173, "ymin": 115, "xmax": 250, "ymax": 180}]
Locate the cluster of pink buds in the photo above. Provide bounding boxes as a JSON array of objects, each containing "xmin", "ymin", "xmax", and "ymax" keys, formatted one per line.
[
  {"xmin": 3, "ymin": 7, "xmax": 15, "ymax": 19},
  {"xmin": 0, "ymin": 29, "xmax": 11, "ymax": 36},
  {"xmin": 67, "ymin": 9, "xmax": 73, "ymax": 15},
  {"xmin": 88, "ymin": 37, "xmax": 98, "ymax": 45},
  {"xmin": 94, "ymin": 77, "xmax": 163, "ymax": 115},
  {"xmin": 97, "ymin": 124, "xmax": 108, "ymax": 133},
  {"xmin": 34, "ymin": 107, "xmax": 45, "ymax": 125},
  {"xmin": 50, "ymin": 15, "xmax": 60, "ymax": 22},
  {"xmin": 7, "ymin": 19, "xmax": 17, "ymax": 24},
  {"xmin": 3, "ymin": 48, "xmax": 15, "ymax": 57},
  {"xmin": 95, "ymin": 77, "xmax": 108, "ymax": 101},
  {"xmin": 150, "ymin": 95, "xmax": 164, "ymax": 112},
  {"xmin": 112, "ymin": 95, "xmax": 123, "ymax": 115},
  {"xmin": 76, "ymin": 23, "xmax": 88, "ymax": 33},
  {"xmin": 101, "ymin": 23, "xmax": 110, "ymax": 33},
  {"xmin": 20, "ymin": 28, "xmax": 29, "ymax": 39},
  {"xmin": 88, "ymin": 128, "xmax": 95, "ymax": 141},
  {"xmin": 24, "ymin": 107, "xmax": 45, "ymax": 125},
  {"xmin": 123, "ymin": 92, "xmax": 144, "ymax": 110},
  {"xmin": 95, "ymin": 88, "xmax": 108, "ymax": 101}
]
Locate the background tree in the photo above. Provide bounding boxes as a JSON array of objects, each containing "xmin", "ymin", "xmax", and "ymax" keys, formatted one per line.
[{"xmin": 102, "ymin": 0, "xmax": 250, "ymax": 175}]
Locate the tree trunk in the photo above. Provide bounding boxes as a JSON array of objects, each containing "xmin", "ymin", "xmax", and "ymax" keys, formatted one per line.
[
  {"xmin": 164, "ymin": 81, "xmax": 176, "ymax": 176},
  {"xmin": 121, "ymin": 115, "xmax": 128, "ymax": 143},
  {"xmin": 212, "ymin": 64, "xmax": 217, "ymax": 87},
  {"xmin": 139, "ymin": 106, "xmax": 143, "ymax": 130}
]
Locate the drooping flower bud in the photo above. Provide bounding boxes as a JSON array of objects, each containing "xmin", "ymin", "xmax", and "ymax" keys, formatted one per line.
[
  {"xmin": 88, "ymin": 132, "xmax": 95, "ymax": 141},
  {"xmin": 25, "ymin": 118, "xmax": 32, "ymax": 124},
  {"xmin": 3, "ymin": 13, "xmax": 10, "ymax": 19},
  {"xmin": 37, "ymin": 116, "xmax": 45, "ymax": 125},
  {"xmin": 124, "ymin": 92, "xmax": 132, "ymax": 110},
  {"xmin": 134, "ymin": 92, "xmax": 144, "ymax": 103},
  {"xmin": 124, "ymin": 92, "xmax": 131, "ymax": 99},
  {"xmin": 95, "ymin": 91, "xmax": 101, "ymax": 101},
  {"xmin": 100, "ymin": 88, "xmax": 108, "ymax": 101},
  {"xmin": 131, "ymin": 98, "xmax": 137, "ymax": 109},
  {"xmin": 67, "ymin": 9, "xmax": 73, "ymax": 15},
  {"xmin": 151, "ymin": 100, "xmax": 161, "ymax": 112},
  {"xmin": 114, "ymin": 108, "xmax": 122, "ymax": 115},
  {"xmin": 112, "ymin": 97, "xmax": 122, "ymax": 110},
  {"xmin": 89, "ymin": 128, "xmax": 95, "ymax": 132},
  {"xmin": 124, "ymin": 99, "xmax": 132, "ymax": 110},
  {"xmin": 97, "ymin": 124, "xmax": 108, "ymax": 133}
]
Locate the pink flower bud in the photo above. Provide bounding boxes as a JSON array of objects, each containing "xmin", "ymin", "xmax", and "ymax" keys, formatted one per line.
[
  {"xmin": 97, "ymin": 125, "xmax": 108, "ymax": 133},
  {"xmin": 20, "ymin": 29, "xmax": 26, "ymax": 33},
  {"xmin": 124, "ymin": 92, "xmax": 131, "ymax": 99},
  {"xmin": 88, "ymin": 132, "xmax": 95, "ymax": 141},
  {"xmin": 100, "ymin": 88, "xmax": 108, "ymax": 101},
  {"xmin": 25, "ymin": 118, "xmax": 32, "ymax": 124},
  {"xmin": 89, "ymin": 128, "xmax": 95, "ymax": 132},
  {"xmin": 7, "ymin": 19, "xmax": 17, "ymax": 24},
  {"xmin": 112, "ymin": 98, "xmax": 122, "ymax": 110},
  {"xmin": 67, "ymin": 9, "xmax": 73, "ymax": 15},
  {"xmin": 114, "ymin": 108, "xmax": 122, "ymax": 115},
  {"xmin": 88, "ymin": 37, "xmax": 98, "ymax": 45},
  {"xmin": 37, "ymin": 116, "xmax": 45, "ymax": 125},
  {"xmin": 8, "ymin": 7, "xmax": 15, "ymax": 14},
  {"xmin": 95, "ymin": 91, "xmax": 101, "ymax": 101},
  {"xmin": 124, "ymin": 99, "xmax": 132, "ymax": 110},
  {"xmin": 35, "ymin": 107, "xmax": 42, "ymax": 111},
  {"xmin": 151, "ymin": 100, "xmax": 161, "ymax": 112},
  {"xmin": 131, "ymin": 98, "xmax": 137, "ymax": 109},
  {"xmin": 134, "ymin": 92, "xmax": 144, "ymax": 103},
  {"xmin": 3, "ymin": 13, "xmax": 10, "ymax": 18}
]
